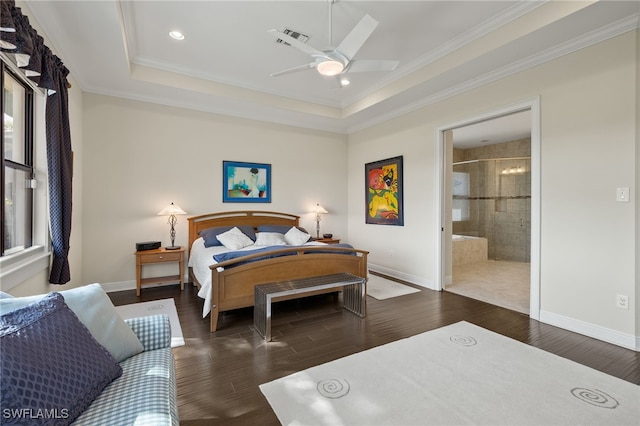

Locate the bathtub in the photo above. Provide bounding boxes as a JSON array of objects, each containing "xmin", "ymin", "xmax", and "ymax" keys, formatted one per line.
[
  {"xmin": 452, "ymin": 234, "xmax": 478, "ymax": 241},
  {"xmin": 452, "ymin": 234, "xmax": 488, "ymax": 266}
]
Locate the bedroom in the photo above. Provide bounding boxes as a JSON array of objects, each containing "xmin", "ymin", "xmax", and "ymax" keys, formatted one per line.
[{"xmin": 1, "ymin": 0, "xmax": 638, "ymax": 392}]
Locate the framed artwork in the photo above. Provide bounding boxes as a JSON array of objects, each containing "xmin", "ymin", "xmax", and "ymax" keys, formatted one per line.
[
  {"xmin": 223, "ymin": 161, "xmax": 271, "ymax": 203},
  {"xmin": 365, "ymin": 155, "xmax": 404, "ymax": 225}
]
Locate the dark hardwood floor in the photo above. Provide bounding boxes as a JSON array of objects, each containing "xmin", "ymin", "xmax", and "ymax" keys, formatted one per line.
[{"xmin": 108, "ymin": 279, "xmax": 640, "ymax": 425}]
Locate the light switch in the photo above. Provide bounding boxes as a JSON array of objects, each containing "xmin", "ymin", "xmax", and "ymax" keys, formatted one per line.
[{"xmin": 616, "ymin": 187, "xmax": 630, "ymax": 203}]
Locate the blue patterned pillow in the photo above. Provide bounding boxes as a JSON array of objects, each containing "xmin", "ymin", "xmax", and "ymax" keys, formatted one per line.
[
  {"xmin": 0, "ymin": 292, "xmax": 122, "ymax": 425},
  {"xmin": 0, "ymin": 284, "xmax": 143, "ymax": 363}
]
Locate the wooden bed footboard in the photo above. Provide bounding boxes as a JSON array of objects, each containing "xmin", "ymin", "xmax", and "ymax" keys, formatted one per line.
[{"xmin": 209, "ymin": 246, "xmax": 368, "ymax": 332}]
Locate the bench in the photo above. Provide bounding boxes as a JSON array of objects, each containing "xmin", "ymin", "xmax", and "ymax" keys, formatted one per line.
[{"xmin": 254, "ymin": 273, "xmax": 367, "ymax": 341}]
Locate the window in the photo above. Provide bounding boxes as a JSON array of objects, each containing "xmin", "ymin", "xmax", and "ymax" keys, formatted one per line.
[
  {"xmin": 2, "ymin": 65, "xmax": 34, "ymax": 256},
  {"xmin": 452, "ymin": 171, "xmax": 470, "ymax": 221}
]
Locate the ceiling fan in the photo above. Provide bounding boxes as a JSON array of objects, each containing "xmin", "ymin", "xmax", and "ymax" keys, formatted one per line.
[{"xmin": 267, "ymin": 4, "xmax": 399, "ymax": 83}]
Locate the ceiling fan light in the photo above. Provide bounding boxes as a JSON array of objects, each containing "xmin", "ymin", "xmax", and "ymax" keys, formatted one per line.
[{"xmin": 317, "ymin": 60, "xmax": 344, "ymax": 76}]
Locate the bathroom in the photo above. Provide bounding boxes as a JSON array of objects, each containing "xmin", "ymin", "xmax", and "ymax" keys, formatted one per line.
[{"xmin": 448, "ymin": 137, "xmax": 531, "ymax": 313}]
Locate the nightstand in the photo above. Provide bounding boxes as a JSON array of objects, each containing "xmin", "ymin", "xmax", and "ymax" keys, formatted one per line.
[
  {"xmin": 313, "ymin": 237, "xmax": 341, "ymax": 244},
  {"xmin": 134, "ymin": 247, "xmax": 185, "ymax": 296}
]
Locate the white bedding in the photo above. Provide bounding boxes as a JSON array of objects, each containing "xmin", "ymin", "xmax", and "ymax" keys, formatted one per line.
[{"xmin": 188, "ymin": 237, "xmax": 326, "ymax": 317}]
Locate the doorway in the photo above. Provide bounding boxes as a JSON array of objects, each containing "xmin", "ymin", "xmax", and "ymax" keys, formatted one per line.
[{"xmin": 437, "ymin": 100, "xmax": 540, "ymax": 319}]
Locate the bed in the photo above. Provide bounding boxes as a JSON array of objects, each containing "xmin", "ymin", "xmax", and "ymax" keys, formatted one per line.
[{"xmin": 187, "ymin": 211, "xmax": 368, "ymax": 332}]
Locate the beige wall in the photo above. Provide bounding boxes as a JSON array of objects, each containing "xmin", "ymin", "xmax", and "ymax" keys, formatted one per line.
[
  {"xmin": 81, "ymin": 95, "xmax": 348, "ymax": 288},
  {"xmin": 348, "ymin": 31, "xmax": 638, "ymax": 343}
]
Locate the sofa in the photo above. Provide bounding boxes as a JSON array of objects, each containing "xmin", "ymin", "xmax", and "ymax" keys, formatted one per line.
[{"xmin": 0, "ymin": 284, "xmax": 179, "ymax": 425}]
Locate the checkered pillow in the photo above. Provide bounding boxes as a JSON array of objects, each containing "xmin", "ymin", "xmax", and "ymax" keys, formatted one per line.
[{"xmin": 125, "ymin": 315, "xmax": 171, "ymax": 351}]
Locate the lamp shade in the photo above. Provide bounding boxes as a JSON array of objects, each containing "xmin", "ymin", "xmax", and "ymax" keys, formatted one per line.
[
  {"xmin": 314, "ymin": 204, "xmax": 328, "ymax": 215},
  {"xmin": 158, "ymin": 202, "xmax": 187, "ymax": 216}
]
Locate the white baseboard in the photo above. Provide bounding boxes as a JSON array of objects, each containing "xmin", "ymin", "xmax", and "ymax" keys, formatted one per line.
[
  {"xmin": 101, "ymin": 280, "xmax": 137, "ymax": 293},
  {"xmin": 540, "ymin": 310, "xmax": 639, "ymax": 351},
  {"xmin": 101, "ymin": 280, "xmax": 185, "ymax": 293},
  {"xmin": 368, "ymin": 263, "xmax": 435, "ymax": 290}
]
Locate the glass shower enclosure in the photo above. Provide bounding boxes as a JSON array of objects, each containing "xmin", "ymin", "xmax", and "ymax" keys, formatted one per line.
[{"xmin": 452, "ymin": 157, "xmax": 531, "ymax": 262}]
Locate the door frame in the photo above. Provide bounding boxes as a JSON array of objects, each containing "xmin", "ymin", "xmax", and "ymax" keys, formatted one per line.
[{"xmin": 434, "ymin": 97, "xmax": 541, "ymax": 320}]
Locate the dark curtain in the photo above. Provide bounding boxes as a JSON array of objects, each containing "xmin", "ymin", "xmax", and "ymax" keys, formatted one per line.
[{"xmin": 1, "ymin": 0, "xmax": 73, "ymax": 283}]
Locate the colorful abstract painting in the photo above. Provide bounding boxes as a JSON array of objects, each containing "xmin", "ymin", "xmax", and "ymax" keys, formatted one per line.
[{"xmin": 365, "ymin": 156, "xmax": 403, "ymax": 225}]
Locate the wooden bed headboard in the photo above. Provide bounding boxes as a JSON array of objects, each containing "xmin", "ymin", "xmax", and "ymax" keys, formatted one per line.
[{"xmin": 187, "ymin": 211, "xmax": 300, "ymax": 249}]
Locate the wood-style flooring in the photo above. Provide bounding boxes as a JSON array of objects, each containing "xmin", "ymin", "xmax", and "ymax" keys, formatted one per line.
[{"xmin": 108, "ymin": 279, "xmax": 640, "ymax": 425}]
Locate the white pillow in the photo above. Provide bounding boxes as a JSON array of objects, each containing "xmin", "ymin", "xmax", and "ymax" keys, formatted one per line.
[
  {"xmin": 216, "ymin": 226, "xmax": 255, "ymax": 250},
  {"xmin": 254, "ymin": 232, "xmax": 287, "ymax": 246},
  {"xmin": 0, "ymin": 284, "xmax": 143, "ymax": 362},
  {"xmin": 285, "ymin": 226, "xmax": 311, "ymax": 245}
]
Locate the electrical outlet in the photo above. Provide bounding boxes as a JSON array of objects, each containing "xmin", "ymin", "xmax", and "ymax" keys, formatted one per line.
[
  {"xmin": 616, "ymin": 294, "xmax": 629, "ymax": 310},
  {"xmin": 616, "ymin": 187, "xmax": 630, "ymax": 203}
]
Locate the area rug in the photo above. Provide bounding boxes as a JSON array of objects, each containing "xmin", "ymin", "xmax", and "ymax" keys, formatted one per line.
[
  {"xmin": 259, "ymin": 321, "xmax": 639, "ymax": 425},
  {"xmin": 115, "ymin": 298, "xmax": 185, "ymax": 347},
  {"xmin": 366, "ymin": 274, "xmax": 420, "ymax": 300}
]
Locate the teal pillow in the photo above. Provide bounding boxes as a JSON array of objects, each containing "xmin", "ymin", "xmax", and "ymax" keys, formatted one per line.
[
  {"xmin": 1, "ymin": 292, "xmax": 122, "ymax": 425},
  {"xmin": 0, "ymin": 284, "xmax": 143, "ymax": 362}
]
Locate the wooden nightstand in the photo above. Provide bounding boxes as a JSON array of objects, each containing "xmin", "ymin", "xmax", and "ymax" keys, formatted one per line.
[
  {"xmin": 313, "ymin": 237, "xmax": 341, "ymax": 244},
  {"xmin": 134, "ymin": 247, "xmax": 185, "ymax": 296}
]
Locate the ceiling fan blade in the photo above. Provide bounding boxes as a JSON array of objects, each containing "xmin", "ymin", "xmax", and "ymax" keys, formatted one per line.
[
  {"xmin": 267, "ymin": 29, "xmax": 330, "ymax": 60},
  {"xmin": 347, "ymin": 59, "xmax": 399, "ymax": 73},
  {"xmin": 335, "ymin": 14, "xmax": 378, "ymax": 61},
  {"xmin": 270, "ymin": 62, "xmax": 317, "ymax": 77}
]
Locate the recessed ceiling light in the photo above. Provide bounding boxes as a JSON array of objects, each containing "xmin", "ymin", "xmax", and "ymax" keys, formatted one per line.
[
  {"xmin": 169, "ymin": 30, "xmax": 185, "ymax": 40},
  {"xmin": 340, "ymin": 78, "xmax": 350, "ymax": 86}
]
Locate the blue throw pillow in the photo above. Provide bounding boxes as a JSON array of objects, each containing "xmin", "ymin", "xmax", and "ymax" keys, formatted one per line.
[
  {"xmin": 0, "ymin": 292, "xmax": 122, "ymax": 425},
  {"xmin": 200, "ymin": 225, "xmax": 256, "ymax": 247},
  {"xmin": 0, "ymin": 284, "xmax": 143, "ymax": 363},
  {"xmin": 257, "ymin": 225, "xmax": 308, "ymax": 234}
]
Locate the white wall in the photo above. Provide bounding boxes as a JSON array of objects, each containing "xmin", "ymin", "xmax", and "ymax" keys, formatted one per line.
[
  {"xmin": 82, "ymin": 94, "xmax": 348, "ymax": 288},
  {"xmin": 348, "ymin": 31, "xmax": 638, "ymax": 347}
]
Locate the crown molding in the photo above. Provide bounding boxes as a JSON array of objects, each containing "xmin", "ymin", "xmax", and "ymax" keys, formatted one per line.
[{"xmin": 347, "ymin": 13, "xmax": 640, "ymax": 134}]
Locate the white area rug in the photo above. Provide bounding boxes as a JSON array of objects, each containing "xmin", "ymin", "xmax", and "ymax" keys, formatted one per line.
[
  {"xmin": 260, "ymin": 321, "xmax": 639, "ymax": 425},
  {"xmin": 115, "ymin": 298, "xmax": 184, "ymax": 347},
  {"xmin": 366, "ymin": 275, "xmax": 420, "ymax": 300}
]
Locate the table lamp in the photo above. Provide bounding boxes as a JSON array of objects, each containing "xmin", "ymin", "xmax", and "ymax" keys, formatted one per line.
[
  {"xmin": 313, "ymin": 203, "xmax": 328, "ymax": 239},
  {"xmin": 158, "ymin": 202, "xmax": 187, "ymax": 250}
]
